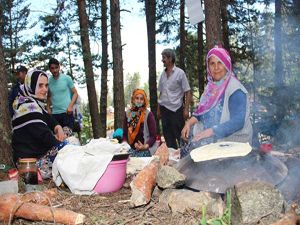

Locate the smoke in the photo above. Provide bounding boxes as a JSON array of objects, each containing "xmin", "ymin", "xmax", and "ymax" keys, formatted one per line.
[{"xmin": 242, "ymin": 4, "xmax": 300, "ymax": 148}]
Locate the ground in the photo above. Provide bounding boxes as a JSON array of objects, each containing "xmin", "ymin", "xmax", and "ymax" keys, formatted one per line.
[
  {"xmin": 4, "ymin": 145, "xmax": 300, "ymax": 224},
  {"xmin": 5, "ymin": 176, "xmax": 200, "ymax": 225}
]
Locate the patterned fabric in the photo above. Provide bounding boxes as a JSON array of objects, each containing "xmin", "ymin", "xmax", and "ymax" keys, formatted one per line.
[
  {"xmin": 126, "ymin": 89, "xmax": 148, "ymax": 145},
  {"xmin": 193, "ymin": 45, "xmax": 236, "ymax": 116},
  {"xmin": 180, "ymin": 98, "xmax": 224, "ymax": 158},
  {"xmin": 63, "ymin": 126, "xmax": 73, "ymax": 137},
  {"xmin": 37, "ymin": 140, "xmax": 68, "ymax": 179},
  {"xmin": 12, "ymin": 70, "xmax": 49, "ymax": 131},
  {"xmin": 128, "ymin": 148, "xmax": 151, "ymax": 157}
]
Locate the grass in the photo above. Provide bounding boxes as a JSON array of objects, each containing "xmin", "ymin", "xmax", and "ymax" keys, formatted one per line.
[{"xmin": 200, "ymin": 190, "xmax": 232, "ymax": 225}]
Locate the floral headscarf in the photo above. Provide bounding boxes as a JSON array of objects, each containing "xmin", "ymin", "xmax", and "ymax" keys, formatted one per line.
[
  {"xmin": 12, "ymin": 70, "xmax": 49, "ymax": 130},
  {"xmin": 193, "ymin": 45, "xmax": 236, "ymax": 116},
  {"xmin": 126, "ymin": 89, "xmax": 148, "ymax": 145}
]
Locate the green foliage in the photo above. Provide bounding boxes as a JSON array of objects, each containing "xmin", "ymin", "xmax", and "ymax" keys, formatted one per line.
[
  {"xmin": 156, "ymin": 0, "xmax": 180, "ymax": 43},
  {"xmin": 124, "ymin": 72, "xmax": 141, "ymax": 106},
  {"xmin": 1, "ymin": 0, "xmax": 32, "ymax": 82},
  {"xmin": 200, "ymin": 190, "xmax": 231, "ymax": 225},
  {"xmin": 227, "ymin": 1, "xmax": 261, "ymax": 64},
  {"xmin": 79, "ymin": 102, "xmax": 94, "ymax": 145}
]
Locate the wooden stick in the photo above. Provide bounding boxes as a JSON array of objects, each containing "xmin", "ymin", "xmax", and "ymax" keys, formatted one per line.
[
  {"xmin": 20, "ymin": 188, "xmax": 58, "ymax": 205},
  {"xmin": 154, "ymin": 143, "xmax": 169, "ymax": 166},
  {"xmin": 0, "ymin": 189, "xmax": 85, "ymax": 224},
  {"xmin": 130, "ymin": 143, "xmax": 169, "ymax": 207},
  {"xmin": 270, "ymin": 203, "xmax": 300, "ymax": 225},
  {"xmin": 13, "ymin": 203, "xmax": 85, "ymax": 225}
]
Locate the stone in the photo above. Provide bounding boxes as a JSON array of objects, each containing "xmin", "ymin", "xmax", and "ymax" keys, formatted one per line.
[
  {"xmin": 159, "ymin": 189, "xmax": 224, "ymax": 217},
  {"xmin": 231, "ymin": 181, "xmax": 285, "ymax": 225},
  {"xmin": 156, "ymin": 165, "xmax": 186, "ymax": 189}
]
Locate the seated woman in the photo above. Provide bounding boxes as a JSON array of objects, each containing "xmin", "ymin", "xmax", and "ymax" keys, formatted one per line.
[
  {"xmin": 123, "ymin": 89, "xmax": 157, "ymax": 157},
  {"xmin": 180, "ymin": 45, "xmax": 253, "ymax": 158},
  {"xmin": 12, "ymin": 70, "xmax": 66, "ymax": 177}
]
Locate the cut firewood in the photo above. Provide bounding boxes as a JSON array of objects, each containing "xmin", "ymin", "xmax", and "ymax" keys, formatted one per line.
[
  {"xmin": 130, "ymin": 159, "xmax": 160, "ymax": 207},
  {"xmin": 270, "ymin": 203, "xmax": 300, "ymax": 225},
  {"xmin": 20, "ymin": 188, "xmax": 58, "ymax": 205},
  {"xmin": 13, "ymin": 203, "xmax": 84, "ymax": 224},
  {"xmin": 130, "ymin": 143, "xmax": 169, "ymax": 207},
  {"xmin": 154, "ymin": 143, "xmax": 169, "ymax": 166},
  {"xmin": 0, "ymin": 189, "xmax": 85, "ymax": 224}
]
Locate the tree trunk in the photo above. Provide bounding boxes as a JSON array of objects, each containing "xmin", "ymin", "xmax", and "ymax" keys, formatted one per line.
[
  {"xmin": 197, "ymin": 21, "xmax": 205, "ymax": 97},
  {"xmin": 179, "ymin": 0, "xmax": 185, "ymax": 71},
  {"xmin": 272, "ymin": 0, "xmax": 285, "ymax": 133},
  {"xmin": 8, "ymin": 0, "xmax": 15, "ymax": 74},
  {"xmin": 274, "ymin": 0, "xmax": 284, "ymax": 87},
  {"xmin": 76, "ymin": 0, "xmax": 101, "ymax": 138},
  {"xmin": 204, "ymin": 0, "xmax": 222, "ymax": 50},
  {"xmin": 221, "ymin": 0, "xmax": 230, "ymax": 52},
  {"xmin": 67, "ymin": 35, "xmax": 75, "ymax": 80},
  {"xmin": 110, "ymin": 0, "xmax": 125, "ymax": 129},
  {"xmin": 0, "ymin": 6, "xmax": 13, "ymax": 165},
  {"xmin": 145, "ymin": 0, "xmax": 159, "ymax": 133},
  {"xmin": 100, "ymin": 0, "xmax": 108, "ymax": 137}
]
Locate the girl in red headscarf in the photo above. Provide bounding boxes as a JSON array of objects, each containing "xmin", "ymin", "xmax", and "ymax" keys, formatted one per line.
[{"xmin": 123, "ymin": 89, "xmax": 157, "ymax": 157}]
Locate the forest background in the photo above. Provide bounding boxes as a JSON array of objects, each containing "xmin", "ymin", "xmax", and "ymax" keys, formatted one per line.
[{"xmin": 0, "ymin": 0, "xmax": 299, "ymax": 165}]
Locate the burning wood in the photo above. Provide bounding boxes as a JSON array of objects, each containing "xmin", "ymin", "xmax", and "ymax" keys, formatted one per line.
[
  {"xmin": 0, "ymin": 188, "xmax": 85, "ymax": 225},
  {"xmin": 270, "ymin": 203, "xmax": 300, "ymax": 225}
]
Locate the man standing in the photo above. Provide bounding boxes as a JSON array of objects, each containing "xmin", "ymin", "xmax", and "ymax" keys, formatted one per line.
[
  {"xmin": 47, "ymin": 58, "xmax": 78, "ymax": 131},
  {"xmin": 157, "ymin": 48, "xmax": 192, "ymax": 149},
  {"xmin": 9, "ymin": 65, "xmax": 27, "ymax": 117}
]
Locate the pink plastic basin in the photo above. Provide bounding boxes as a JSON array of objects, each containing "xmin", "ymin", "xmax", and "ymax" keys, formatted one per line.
[{"xmin": 93, "ymin": 159, "xmax": 128, "ymax": 194}]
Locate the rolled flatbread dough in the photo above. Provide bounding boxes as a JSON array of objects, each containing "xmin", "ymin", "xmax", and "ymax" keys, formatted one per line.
[{"xmin": 190, "ymin": 142, "xmax": 252, "ymax": 162}]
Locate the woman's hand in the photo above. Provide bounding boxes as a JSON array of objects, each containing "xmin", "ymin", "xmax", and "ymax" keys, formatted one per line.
[
  {"xmin": 192, "ymin": 128, "xmax": 214, "ymax": 142},
  {"xmin": 54, "ymin": 125, "xmax": 66, "ymax": 141},
  {"xmin": 181, "ymin": 117, "xmax": 198, "ymax": 141},
  {"xmin": 134, "ymin": 141, "xmax": 149, "ymax": 151}
]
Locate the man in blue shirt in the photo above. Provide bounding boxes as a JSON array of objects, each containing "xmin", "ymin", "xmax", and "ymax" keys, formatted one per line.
[
  {"xmin": 8, "ymin": 65, "xmax": 27, "ymax": 117},
  {"xmin": 46, "ymin": 58, "xmax": 78, "ymax": 131}
]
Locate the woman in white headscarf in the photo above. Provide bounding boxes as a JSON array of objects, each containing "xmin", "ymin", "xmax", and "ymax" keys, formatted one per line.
[{"xmin": 12, "ymin": 70, "xmax": 66, "ymax": 176}]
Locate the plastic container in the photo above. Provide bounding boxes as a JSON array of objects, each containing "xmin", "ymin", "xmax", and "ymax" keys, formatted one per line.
[
  {"xmin": 93, "ymin": 154, "xmax": 129, "ymax": 194},
  {"xmin": 18, "ymin": 158, "xmax": 38, "ymax": 185},
  {"xmin": 260, "ymin": 143, "xmax": 272, "ymax": 154},
  {"xmin": 8, "ymin": 168, "xmax": 19, "ymax": 180}
]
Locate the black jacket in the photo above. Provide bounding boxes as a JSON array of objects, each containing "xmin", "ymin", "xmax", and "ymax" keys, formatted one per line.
[{"xmin": 12, "ymin": 113, "xmax": 60, "ymax": 162}]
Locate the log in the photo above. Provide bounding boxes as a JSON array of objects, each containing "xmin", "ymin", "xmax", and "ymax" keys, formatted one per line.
[
  {"xmin": 270, "ymin": 203, "xmax": 300, "ymax": 225},
  {"xmin": 20, "ymin": 188, "xmax": 58, "ymax": 205},
  {"xmin": 130, "ymin": 143, "xmax": 169, "ymax": 207},
  {"xmin": 130, "ymin": 159, "xmax": 160, "ymax": 207},
  {"xmin": 0, "ymin": 189, "xmax": 85, "ymax": 224},
  {"xmin": 154, "ymin": 143, "xmax": 169, "ymax": 166},
  {"xmin": 13, "ymin": 203, "xmax": 84, "ymax": 225}
]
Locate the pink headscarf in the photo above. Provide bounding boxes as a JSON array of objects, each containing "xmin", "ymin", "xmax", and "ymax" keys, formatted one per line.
[{"xmin": 193, "ymin": 45, "xmax": 236, "ymax": 116}]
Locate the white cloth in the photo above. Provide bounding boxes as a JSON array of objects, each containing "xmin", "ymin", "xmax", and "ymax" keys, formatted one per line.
[{"xmin": 52, "ymin": 138, "xmax": 123, "ymax": 195}]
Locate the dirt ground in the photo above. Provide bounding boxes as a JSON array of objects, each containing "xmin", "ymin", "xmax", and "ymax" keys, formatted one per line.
[
  {"xmin": 5, "ymin": 145, "xmax": 300, "ymax": 224},
  {"xmin": 5, "ymin": 176, "xmax": 200, "ymax": 225}
]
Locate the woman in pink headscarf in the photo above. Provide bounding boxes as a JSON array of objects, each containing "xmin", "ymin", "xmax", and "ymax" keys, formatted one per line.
[{"xmin": 180, "ymin": 45, "xmax": 252, "ymax": 158}]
